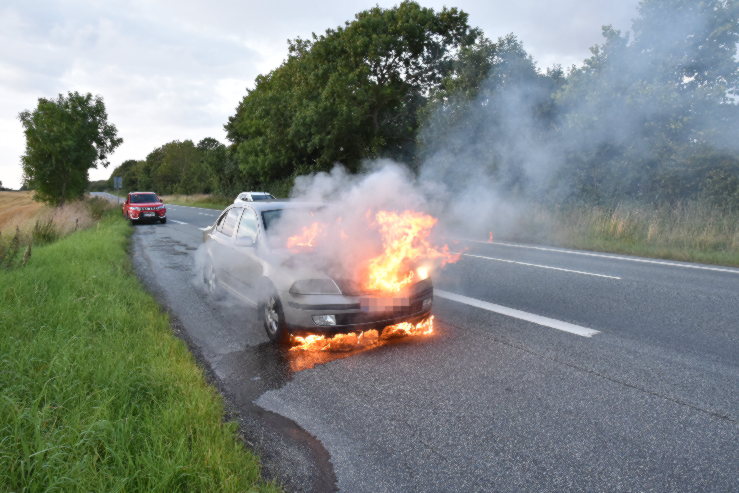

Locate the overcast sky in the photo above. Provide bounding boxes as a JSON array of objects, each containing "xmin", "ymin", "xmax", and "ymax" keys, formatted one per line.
[{"xmin": 0, "ymin": 0, "xmax": 640, "ymax": 189}]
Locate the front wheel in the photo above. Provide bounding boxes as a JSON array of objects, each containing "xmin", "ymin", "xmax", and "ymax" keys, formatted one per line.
[
  {"xmin": 160, "ymin": 218, "xmax": 167, "ymax": 224},
  {"xmin": 262, "ymin": 293, "xmax": 289, "ymax": 344}
]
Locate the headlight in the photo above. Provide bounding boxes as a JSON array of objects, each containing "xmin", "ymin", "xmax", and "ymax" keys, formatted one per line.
[
  {"xmin": 130, "ymin": 206, "xmax": 140, "ymax": 211},
  {"xmin": 290, "ymin": 279, "xmax": 341, "ymax": 295}
]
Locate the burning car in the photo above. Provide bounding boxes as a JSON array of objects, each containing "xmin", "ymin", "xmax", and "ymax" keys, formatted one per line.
[{"xmin": 200, "ymin": 201, "xmax": 442, "ymax": 344}]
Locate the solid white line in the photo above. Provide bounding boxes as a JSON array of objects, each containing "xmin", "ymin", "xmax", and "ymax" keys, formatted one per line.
[
  {"xmin": 169, "ymin": 219, "xmax": 188, "ymax": 225},
  {"xmin": 460, "ymin": 252, "xmax": 621, "ymax": 280},
  {"xmin": 464, "ymin": 239, "xmax": 739, "ymax": 274},
  {"xmin": 167, "ymin": 204, "xmax": 222, "ymax": 212},
  {"xmin": 435, "ymin": 289, "xmax": 601, "ymax": 338}
]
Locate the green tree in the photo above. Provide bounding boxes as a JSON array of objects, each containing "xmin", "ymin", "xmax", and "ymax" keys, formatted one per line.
[
  {"xmin": 226, "ymin": 1, "xmax": 478, "ymax": 183},
  {"xmin": 19, "ymin": 91, "xmax": 122, "ymax": 205}
]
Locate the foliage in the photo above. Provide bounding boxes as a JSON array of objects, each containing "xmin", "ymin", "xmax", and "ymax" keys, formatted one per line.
[
  {"xmin": 554, "ymin": 0, "xmax": 739, "ymax": 206},
  {"xmin": 0, "ymin": 214, "xmax": 279, "ymax": 492},
  {"xmin": 106, "ymin": 0, "xmax": 738, "ymax": 211},
  {"xmin": 225, "ymin": 1, "xmax": 479, "ymax": 183},
  {"xmin": 19, "ymin": 91, "xmax": 122, "ymax": 205}
]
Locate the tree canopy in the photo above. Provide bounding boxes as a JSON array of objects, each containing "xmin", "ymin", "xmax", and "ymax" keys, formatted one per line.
[
  {"xmin": 19, "ymin": 91, "xmax": 122, "ymax": 205},
  {"xmin": 225, "ymin": 1, "xmax": 479, "ymax": 184}
]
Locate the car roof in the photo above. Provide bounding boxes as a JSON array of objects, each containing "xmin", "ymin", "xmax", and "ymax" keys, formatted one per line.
[{"xmin": 129, "ymin": 191, "xmax": 158, "ymax": 195}]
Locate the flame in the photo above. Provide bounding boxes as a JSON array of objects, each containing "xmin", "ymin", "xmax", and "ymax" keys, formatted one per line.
[
  {"xmin": 289, "ymin": 316, "xmax": 434, "ymax": 352},
  {"xmin": 382, "ymin": 315, "xmax": 434, "ymax": 338},
  {"xmin": 287, "ymin": 222, "xmax": 325, "ymax": 251},
  {"xmin": 364, "ymin": 211, "xmax": 459, "ymax": 293},
  {"xmin": 283, "ymin": 209, "xmax": 459, "ymax": 294}
]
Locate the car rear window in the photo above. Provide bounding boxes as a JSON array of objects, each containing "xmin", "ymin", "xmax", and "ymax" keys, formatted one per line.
[
  {"xmin": 251, "ymin": 194, "xmax": 274, "ymax": 201},
  {"xmin": 130, "ymin": 193, "xmax": 158, "ymax": 203},
  {"xmin": 218, "ymin": 207, "xmax": 242, "ymax": 237}
]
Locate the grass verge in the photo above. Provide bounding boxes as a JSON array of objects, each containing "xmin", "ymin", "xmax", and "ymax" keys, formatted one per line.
[
  {"xmin": 511, "ymin": 202, "xmax": 739, "ymax": 267},
  {"xmin": 161, "ymin": 194, "xmax": 231, "ymax": 211},
  {"xmin": 0, "ymin": 212, "xmax": 279, "ymax": 492}
]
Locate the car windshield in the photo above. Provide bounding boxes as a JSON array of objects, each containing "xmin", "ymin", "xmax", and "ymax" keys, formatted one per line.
[
  {"xmin": 130, "ymin": 193, "xmax": 158, "ymax": 203},
  {"xmin": 261, "ymin": 209, "xmax": 284, "ymax": 231},
  {"xmin": 261, "ymin": 207, "xmax": 321, "ymax": 246},
  {"xmin": 251, "ymin": 194, "xmax": 274, "ymax": 201}
]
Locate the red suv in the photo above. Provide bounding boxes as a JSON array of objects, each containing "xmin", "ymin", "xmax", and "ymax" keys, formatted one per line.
[{"xmin": 122, "ymin": 192, "xmax": 167, "ymax": 224}]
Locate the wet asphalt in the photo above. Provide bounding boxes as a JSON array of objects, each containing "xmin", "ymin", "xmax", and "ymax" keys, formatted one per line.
[{"xmin": 99, "ymin": 194, "xmax": 739, "ymax": 492}]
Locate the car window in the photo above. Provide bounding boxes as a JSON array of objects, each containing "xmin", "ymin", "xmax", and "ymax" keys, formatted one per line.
[
  {"xmin": 215, "ymin": 210, "xmax": 228, "ymax": 228},
  {"xmin": 130, "ymin": 193, "xmax": 158, "ymax": 203},
  {"xmin": 236, "ymin": 208, "xmax": 258, "ymax": 242},
  {"xmin": 250, "ymin": 193, "xmax": 273, "ymax": 201},
  {"xmin": 217, "ymin": 207, "xmax": 242, "ymax": 237}
]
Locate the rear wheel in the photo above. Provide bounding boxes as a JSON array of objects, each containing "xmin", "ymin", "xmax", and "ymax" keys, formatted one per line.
[{"xmin": 262, "ymin": 292, "xmax": 289, "ymax": 344}]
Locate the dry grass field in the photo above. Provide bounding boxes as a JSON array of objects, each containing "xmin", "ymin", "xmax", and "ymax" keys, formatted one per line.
[
  {"xmin": 0, "ymin": 191, "xmax": 44, "ymax": 234},
  {"xmin": 0, "ymin": 191, "xmax": 110, "ymax": 242}
]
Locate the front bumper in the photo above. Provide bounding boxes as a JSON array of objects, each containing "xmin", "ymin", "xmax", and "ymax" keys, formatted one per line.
[
  {"xmin": 282, "ymin": 280, "xmax": 434, "ymax": 335},
  {"xmin": 130, "ymin": 210, "xmax": 166, "ymax": 221}
]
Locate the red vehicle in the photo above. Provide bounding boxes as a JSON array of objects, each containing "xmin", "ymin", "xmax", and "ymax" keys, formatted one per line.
[{"xmin": 122, "ymin": 192, "xmax": 167, "ymax": 224}]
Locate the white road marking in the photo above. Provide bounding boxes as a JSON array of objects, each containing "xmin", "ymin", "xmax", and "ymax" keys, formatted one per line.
[
  {"xmin": 435, "ymin": 289, "xmax": 601, "ymax": 338},
  {"xmin": 464, "ymin": 239, "xmax": 739, "ymax": 274},
  {"xmin": 458, "ymin": 252, "xmax": 621, "ymax": 280},
  {"xmin": 169, "ymin": 219, "xmax": 188, "ymax": 225}
]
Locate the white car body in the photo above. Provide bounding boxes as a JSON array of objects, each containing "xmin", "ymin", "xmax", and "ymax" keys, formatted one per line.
[{"xmin": 234, "ymin": 191, "xmax": 275, "ymax": 205}]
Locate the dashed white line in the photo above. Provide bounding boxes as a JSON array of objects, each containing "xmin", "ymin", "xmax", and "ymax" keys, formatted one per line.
[
  {"xmin": 435, "ymin": 289, "xmax": 601, "ymax": 338},
  {"xmin": 459, "ymin": 252, "xmax": 621, "ymax": 279},
  {"xmin": 464, "ymin": 239, "xmax": 739, "ymax": 274},
  {"xmin": 169, "ymin": 219, "xmax": 188, "ymax": 225}
]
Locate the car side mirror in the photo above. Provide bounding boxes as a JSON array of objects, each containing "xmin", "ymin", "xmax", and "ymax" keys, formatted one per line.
[{"xmin": 235, "ymin": 237, "xmax": 255, "ymax": 247}]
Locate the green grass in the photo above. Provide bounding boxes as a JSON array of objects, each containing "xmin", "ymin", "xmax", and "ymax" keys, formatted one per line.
[
  {"xmin": 162, "ymin": 195, "xmax": 232, "ymax": 211},
  {"xmin": 0, "ymin": 212, "xmax": 280, "ymax": 492},
  {"xmin": 514, "ymin": 202, "xmax": 739, "ymax": 267}
]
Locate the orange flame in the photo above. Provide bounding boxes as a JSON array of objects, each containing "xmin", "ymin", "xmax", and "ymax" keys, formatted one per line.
[
  {"xmin": 289, "ymin": 316, "xmax": 434, "ymax": 352},
  {"xmin": 287, "ymin": 222, "xmax": 325, "ymax": 251},
  {"xmin": 364, "ymin": 211, "xmax": 459, "ymax": 293}
]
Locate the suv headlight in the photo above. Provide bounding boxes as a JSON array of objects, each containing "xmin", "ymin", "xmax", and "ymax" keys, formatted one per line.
[
  {"xmin": 130, "ymin": 206, "xmax": 140, "ymax": 211},
  {"xmin": 290, "ymin": 279, "xmax": 341, "ymax": 295}
]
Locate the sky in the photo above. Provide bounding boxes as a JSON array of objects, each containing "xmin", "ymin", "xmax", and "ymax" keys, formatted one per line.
[{"xmin": 0, "ymin": 0, "xmax": 641, "ymax": 189}]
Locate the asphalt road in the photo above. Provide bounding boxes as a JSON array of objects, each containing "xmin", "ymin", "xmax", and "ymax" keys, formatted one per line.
[{"xmin": 96, "ymin": 193, "xmax": 739, "ymax": 492}]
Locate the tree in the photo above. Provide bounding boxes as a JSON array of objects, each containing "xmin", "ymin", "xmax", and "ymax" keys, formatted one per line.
[
  {"xmin": 19, "ymin": 91, "xmax": 122, "ymax": 205},
  {"xmin": 225, "ymin": 1, "xmax": 479, "ymax": 183}
]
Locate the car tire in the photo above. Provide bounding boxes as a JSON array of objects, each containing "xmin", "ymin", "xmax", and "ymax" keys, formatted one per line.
[
  {"xmin": 160, "ymin": 218, "xmax": 167, "ymax": 224},
  {"xmin": 262, "ymin": 291, "xmax": 290, "ymax": 345}
]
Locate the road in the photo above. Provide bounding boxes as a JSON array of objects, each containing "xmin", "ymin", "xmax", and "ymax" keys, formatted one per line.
[{"xmin": 96, "ymin": 193, "xmax": 739, "ymax": 492}]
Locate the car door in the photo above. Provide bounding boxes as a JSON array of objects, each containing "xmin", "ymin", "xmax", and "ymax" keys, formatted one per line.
[
  {"xmin": 208, "ymin": 206, "xmax": 242, "ymax": 286},
  {"xmin": 229, "ymin": 206, "xmax": 263, "ymax": 293}
]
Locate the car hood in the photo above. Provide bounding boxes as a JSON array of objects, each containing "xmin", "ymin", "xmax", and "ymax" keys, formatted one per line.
[{"xmin": 129, "ymin": 202, "xmax": 163, "ymax": 207}]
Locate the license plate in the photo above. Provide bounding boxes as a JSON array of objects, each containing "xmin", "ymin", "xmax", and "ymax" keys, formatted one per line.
[{"xmin": 143, "ymin": 212, "xmax": 155, "ymax": 217}]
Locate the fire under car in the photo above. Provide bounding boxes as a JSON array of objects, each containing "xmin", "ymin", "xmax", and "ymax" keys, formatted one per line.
[{"xmin": 200, "ymin": 201, "xmax": 433, "ymax": 344}]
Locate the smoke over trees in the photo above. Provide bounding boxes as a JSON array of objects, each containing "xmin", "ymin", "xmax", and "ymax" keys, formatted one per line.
[{"xmin": 110, "ymin": 0, "xmax": 737, "ymax": 210}]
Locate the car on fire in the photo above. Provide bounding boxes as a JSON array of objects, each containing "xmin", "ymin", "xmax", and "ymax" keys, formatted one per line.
[
  {"xmin": 201, "ymin": 201, "xmax": 433, "ymax": 344},
  {"xmin": 122, "ymin": 192, "xmax": 167, "ymax": 224},
  {"xmin": 234, "ymin": 191, "xmax": 275, "ymax": 204}
]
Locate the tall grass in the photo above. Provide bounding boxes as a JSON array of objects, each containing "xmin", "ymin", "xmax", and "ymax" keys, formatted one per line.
[
  {"xmin": 0, "ymin": 213, "xmax": 279, "ymax": 492},
  {"xmin": 515, "ymin": 202, "xmax": 739, "ymax": 266}
]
